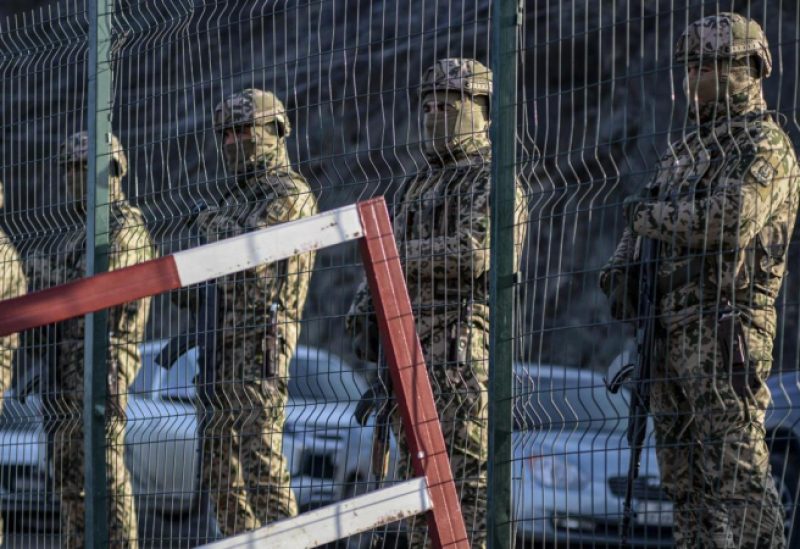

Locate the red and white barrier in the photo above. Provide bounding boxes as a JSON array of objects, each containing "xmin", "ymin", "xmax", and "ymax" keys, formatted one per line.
[{"xmin": 0, "ymin": 197, "xmax": 469, "ymax": 549}]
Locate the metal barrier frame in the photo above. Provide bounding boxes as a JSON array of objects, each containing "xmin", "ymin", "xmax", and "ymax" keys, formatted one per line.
[{"xmin": 0, "ymin": 197, "xmax": 469, "ymax": 549}]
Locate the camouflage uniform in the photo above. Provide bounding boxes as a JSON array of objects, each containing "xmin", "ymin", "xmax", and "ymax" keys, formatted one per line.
[
  {"xmin": 24, "ymin": 133, "xmax": 153, "ymax": 548},
  {"xmin": 601, "ymin": 14, "xmax": 797, "ymax": 548},
  {"xmin": 194, "ymin": 89, "xmax": 317, "ymax": 535},
  {"xmin": 0, "ymin": 181, "xmax": 26, "ymax": 546},
  {"xmin": 346, "ymin": 59, "xmax": 528, "ymax": 548}
]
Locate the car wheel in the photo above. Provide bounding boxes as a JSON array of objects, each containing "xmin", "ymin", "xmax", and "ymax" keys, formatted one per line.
[{"xmin": 770, "ymin": 445, "xmax": 799, "ymax": 547}]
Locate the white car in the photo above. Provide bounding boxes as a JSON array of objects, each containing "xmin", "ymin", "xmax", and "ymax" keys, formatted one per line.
[
  {"xmin": 0, "ymin": 342, "xmax": 382, "ymax": 542},
  {"xmin": 512, "ymin": 363, "xmax": 672, "ymax": 547},
  {"xmin": 127, "ymin": 343, "xmax": 378, "ymax": 513}
]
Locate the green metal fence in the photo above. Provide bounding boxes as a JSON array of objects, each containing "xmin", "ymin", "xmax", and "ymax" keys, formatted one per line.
[{"xmin": 0, "ymin": 1, "xmax": 798, "ymax": 548}]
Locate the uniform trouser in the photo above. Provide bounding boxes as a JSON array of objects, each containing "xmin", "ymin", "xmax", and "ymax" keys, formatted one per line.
[
  {"xmin": 0, "ymin": 346, "xmax": 13, "ymax": 545},
  {"xmin": 651, "ymin": 317, "xmax": 784, "ymax": 548},
  {"xmin": 200, "ymin": 353, "xmax": 298, "ymax": 536},
  {"xmin": 393, "ymin": 320, "xmax": 489, "ymax": 549},
  {"xmin": 45, "ymin": 358, "xmax": 139, "ymax": 549}
]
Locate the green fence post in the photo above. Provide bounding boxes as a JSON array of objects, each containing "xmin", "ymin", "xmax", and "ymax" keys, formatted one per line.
[
  {"xmin": 84, "ymin": 0, "xmax": 114, "ymax": 546},
  {"xmin": 488, "ymin": 0, "xmax": 520, "ymax": 547}
]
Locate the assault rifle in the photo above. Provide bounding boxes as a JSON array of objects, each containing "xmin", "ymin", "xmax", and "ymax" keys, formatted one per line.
[{"xmin": 605, "ymin": 234, "xmax": 660, "ymax": 545}]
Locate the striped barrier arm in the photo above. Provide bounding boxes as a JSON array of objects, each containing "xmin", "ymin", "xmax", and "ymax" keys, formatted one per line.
[{"xmin": 0, "ymin": 197, "xmax": 469, "ymax": 549}]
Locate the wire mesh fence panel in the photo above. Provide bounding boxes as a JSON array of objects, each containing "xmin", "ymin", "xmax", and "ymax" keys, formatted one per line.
[
  {"xmin": 0, "ymin": 2, "xmax": 98, "ymax": 548},
  {"xmin": 1, "ymin": 0, "xmax": 800, "ymax": 548},
  {"xmin": 513, "ymin": 1, "xmax": 800, "ymax": 548}
]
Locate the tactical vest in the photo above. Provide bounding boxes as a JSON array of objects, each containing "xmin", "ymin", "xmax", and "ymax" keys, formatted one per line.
[{"xmin": 647, "ymin": 114, "xmax": 799, "ymax": 330}]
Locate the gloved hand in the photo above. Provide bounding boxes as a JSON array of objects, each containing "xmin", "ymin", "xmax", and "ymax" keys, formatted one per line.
[
  {"xmin": 624, "ymin": 184, "xmax": 660, "ymax": 230},
  {"xmin": 601, "ymin": 268, "xmax": 638, "ymax": 321},
  {"xmin": 351, "ymin": 318, "xmax": 381, "ymax": 363},
  {"xmin": 623, "ymin": 194, "xmax": 644, "ymax": 231},
  {"xmin": 354, "ymin": 379, "xmax": 390, "ymax": 426}
]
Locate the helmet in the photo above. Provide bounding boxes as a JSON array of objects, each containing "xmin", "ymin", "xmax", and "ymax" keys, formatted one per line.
[
  {"xmin": 674, "ymin": 12, "xmax": 772, "ymax": 77},
  {"xmin": 59, "ymin": 131, "xmax": 128, "ymax": 178},
  {"xmin": 419, "ymin": 58, "xmax": 492, "ymax": 97},
  {"xmin": 213, "ymin": 88, "xmax": 291, "ymax": 137}
]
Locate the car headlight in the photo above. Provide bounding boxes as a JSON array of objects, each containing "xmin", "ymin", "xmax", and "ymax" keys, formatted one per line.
[{"xmin": 528, "ymin": 455, "xmax": 586, "ymax": 490}]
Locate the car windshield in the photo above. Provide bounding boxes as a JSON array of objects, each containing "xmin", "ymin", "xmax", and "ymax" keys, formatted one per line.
[{"xmin": 514, "ymin": 368, "xmax": 630, "ymax": 433}]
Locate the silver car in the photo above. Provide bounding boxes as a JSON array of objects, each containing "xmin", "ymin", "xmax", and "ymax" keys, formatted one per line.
[
  {"xmin": 512, "ymin": 363, "xmax": 673, "ymax": 547},
  {"xmin": 128, "ymin": 342, "xmax": 379, "ymax": 513},
  {"xmin": 0, "ymin": 342, "xmax": 379, "ymax": 541}
]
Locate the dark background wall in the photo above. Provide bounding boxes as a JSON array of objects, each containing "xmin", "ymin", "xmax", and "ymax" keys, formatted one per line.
[{"xmin": 1, "ymin": 0, "xmax": 798, "ymax": 374}]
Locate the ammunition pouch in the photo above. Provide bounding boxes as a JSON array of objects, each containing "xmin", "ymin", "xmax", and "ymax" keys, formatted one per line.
[
  {"xmin": 263, "ymin": 301, "xmax": 282, "ymax": 379},
  {"xmin": 447, "ymin": 302, "xmax": 474, "ymax": 366},
  {"xmin": 717, "ymin": 309, "xmax": 756, "ymax": 398},
  {"xmin": 656, "ymin": 255, "xmax": 707, "ymax": 296}
]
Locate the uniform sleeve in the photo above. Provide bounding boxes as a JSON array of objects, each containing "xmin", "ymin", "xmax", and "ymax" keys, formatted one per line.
[
  {"xmin": 109, "ymin": 211, "xmax": 155, "ymax": 343},
  {"xmin": 403, "ymin": 176, "xmax": 491, "ymax": 283},
  {"xmin": 109, "ymin": 219, "xmax": 155, "ymax": 271},
  {"xmin": 253, "ymin": 190, "xmax": 317, "ymax": 297},
  {"xmin": 253, "ymin": 185, "xmax": 318, "ymax": 356},
  {"xmin": 0, "ymin": 240, "xmax": 25, "ymax": 376},
  {"xmin": 631, "ymin": 129, "xmax": 797, "ymax": 251},
  {"xmin": 599, "ymin": 227, "xmax": 638, "ymax": 293},
  {"xmin": 167, "ymin": 212, "xmax": 209, "ymax": 310},
  {"xmin": 598, "ymin": 227, "xmax": 642, "ymax": 321},
  {"xmin": 345, "ymin": 280, "xmax": 380, "ymax": 363},
  {"xmin": 20, "ymin": 255, "xmax": 52, "ymax": 360}
]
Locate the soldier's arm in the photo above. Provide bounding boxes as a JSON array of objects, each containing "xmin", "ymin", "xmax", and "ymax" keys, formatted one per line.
[
  {"xmin": 345, "ymin": 280, "xmax": 380, "ymax": 362},
  {"xmin": 20, "ymin": 255, "xmax": 53, "ymax": 358},
  {"xmin": 0, "ymin": 241, "xmax": 25, "ymax": 369},
  {"xmin": 513, "ymin": 182, "xmax": 529, "ymax": 273},
  {"xmin": 108, "ymin": 215, "xmax": 155, "ymax": 342},
  {"xmin": 253, "ymin": 190, "xmax": 317, "ymax": 313},
  {"xmin": 631, "ymin": 130, "xmax": 796, "ymax": 250},
  {"xmin": 109, "ymin": 218, "xmax": 155, "ymax": 272},
  {"xmin": 599, "ymin": 227, "xmax": 641, "ymax": 321},
  {"xmin": 599, "ymin": 227, "xmax": 638, "ymax": 294},
  {"xmin": 403, "ymin": 178, "xmax": 491, "ymax": 283},
  {"xmin": 165, "ymin": 207, "xmax": 212, "ymax": 311}
]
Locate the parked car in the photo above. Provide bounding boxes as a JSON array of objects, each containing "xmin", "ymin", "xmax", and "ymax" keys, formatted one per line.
[
  {"xmin": 513, "ymin": 363, "xmax": 800, "ymax": 547},
  {"xmin": 0, "ymin": 342, "xmax": 383, "ymax": 543},
  {"xmin": 512, "ymin": 363, "xmax": 672, "ymax": 547}
]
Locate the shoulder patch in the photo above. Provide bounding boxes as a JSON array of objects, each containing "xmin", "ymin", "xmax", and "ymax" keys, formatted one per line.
[{"xmin": 749, "ymin": 157, "xmax": 776, "ymax": 186}]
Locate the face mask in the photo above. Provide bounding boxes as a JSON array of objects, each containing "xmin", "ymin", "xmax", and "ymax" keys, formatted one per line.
[
  {"xmin": 422, "ymin": 91, "xmax": 489, "ymax": 157},
  {"xmin": 684, "ymin": 58, "xmax": 764, "ymax": 121},
  {"xmin": 223, "ymin": 138, "xmax": 258, "ymax": 174},
  {"xmin": 64, "ymin": 165, "xmax": 86, "ymax": 205},
  {"xmin": 683, "ymin": 63, "xmax": 723, "ymax": 107},
  {"xmin": 223, "ymin": 123, "xmax": 285, "ymax": 173},
  {"xmin": 252, "ymin": 125, "xmax": 285, "ymax": 169}
]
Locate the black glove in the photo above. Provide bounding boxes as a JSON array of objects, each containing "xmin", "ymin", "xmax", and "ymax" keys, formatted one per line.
[
  {"xmin": 352, "ymin": 315, "xmax": 381, "ymax": 363},
  {"xmin": 354, "ymin": 379, "xmax": 390, "ymax": 427}
]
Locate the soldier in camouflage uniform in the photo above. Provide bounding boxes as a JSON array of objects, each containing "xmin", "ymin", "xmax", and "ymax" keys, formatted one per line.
[
  {"xmin": 24, "ymin": 132, "xmax": 153, "ymax": 548},
  {"xmin": 192, "ymin": 88, "xmax": 317, "ymax": 534},
  {"xmin": 346, "ymin": 58, "xmax": 527, "ymax": 548},
  {"xmin": 0, "ymin": 180, "xmax": 26, "ymax": 546},
  {"xmin": 601, "ymin": 13, "xmax": 797, "ymax": 548}
]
